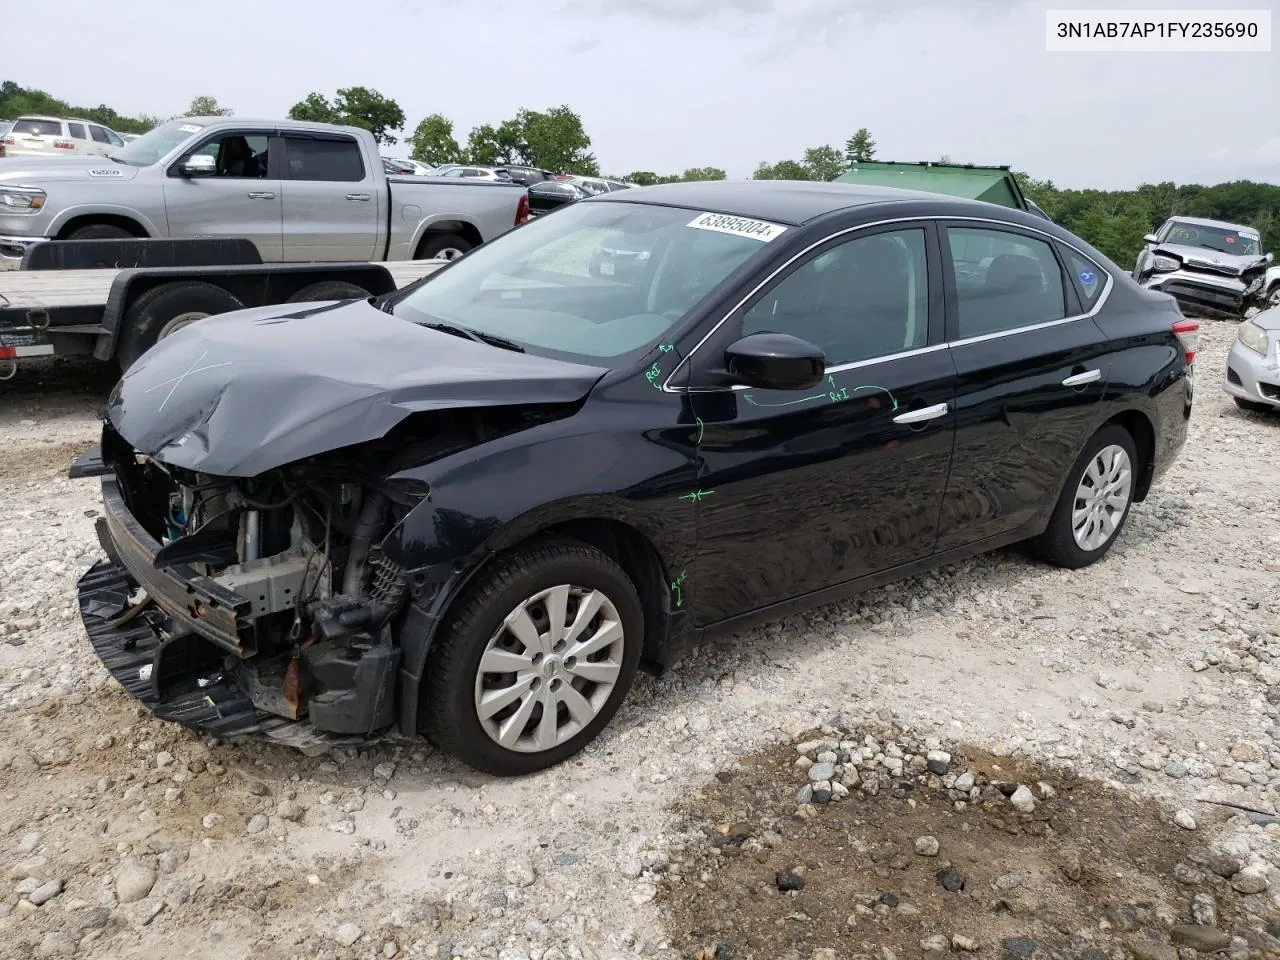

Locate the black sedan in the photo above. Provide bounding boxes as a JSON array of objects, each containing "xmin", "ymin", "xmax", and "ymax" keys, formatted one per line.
[{"xmin": 71, "ymin": 181, "xmax": 1197, "ymax": 776}]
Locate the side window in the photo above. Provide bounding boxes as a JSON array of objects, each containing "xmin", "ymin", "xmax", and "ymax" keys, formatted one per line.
[
  {"xmin": 106, "ymin": 129, "xmax": 124, "ymax": 147},
  {"xmin": 88, "ymin": 125, "xmax": 111, "ymax": 144},
  {"xmin": 1062, "ymin": 247, "xmax": 1106, "ymax": 310},
  {"xmin": 284, "ymin": 137, "xmax": 364, "ymax": 182},
  {"xmin": 946, "ymin": 227, "xmax": 1066, "ymax": 339},
  {"xmin": 66, "ymin": 122, "xmax": 87, "ymax": 140},
  {"xmin": 188, "ymin": 134, "xmax": 270, "ymax": 178},
  {"xmin": 743, "ymin": 228, "xmax": 931, "ymax": 367}
]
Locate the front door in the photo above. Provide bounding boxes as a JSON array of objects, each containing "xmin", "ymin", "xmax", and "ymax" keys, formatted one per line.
[
  {"xmin": 688, "ymin": 223, "xmax": 958, "ymax": 625},
  {"xmin": 279, "ymin": 133, "xmax": 381, "ymax": 262},
  {"xmin": 935, "ymin": 222, "xmax": 1112, "ymax": 551},
  {"xmin": 163, "ymin": 131, "xmax": 283, "ymax": 260}
]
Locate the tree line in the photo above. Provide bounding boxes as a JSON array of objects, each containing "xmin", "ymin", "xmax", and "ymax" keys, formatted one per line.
[{"xmin": 3, "ymin": 80, "xmax": 1276, "ymax": 270}]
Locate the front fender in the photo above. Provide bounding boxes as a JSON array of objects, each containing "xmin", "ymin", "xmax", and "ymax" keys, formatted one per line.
[{"xmin": 47, "ymin": 202, "xmax": 161, "ymax": 237}]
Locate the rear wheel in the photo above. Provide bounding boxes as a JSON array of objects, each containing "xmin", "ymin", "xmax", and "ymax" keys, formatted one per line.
[
  {"xmin": 286, "ymin": 280, "xmax": 372, "ymax": 303},
  {"xmin": 421, "ymin": 537, "xmax": 643, "ymax": 776},
  {"xmin": 416, "ymin": 232, "xmax": 473, "ymax": 261},
  {"xmin": 117, "ymin": 281, "xmax": 244, "ymax": 371},
  {"xmin": 1032, "ymin": 424, "xmax": 1138, "ymax": 569}
]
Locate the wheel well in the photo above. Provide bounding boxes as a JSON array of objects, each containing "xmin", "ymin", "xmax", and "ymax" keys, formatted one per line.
[
  {"xmin": 56, "ymin": 214, "xmax": 148, "ymax": 239},
  {"xmin": 416, "ymin": 220, "xmax": 482, "ymax": 255},
  {"xmin": 534, "ymin": 519, "xmax": 672, "ymax": 670},
  {"xmin": 1106, "ymin": 410, "xmax": 1156, "ymax": 501}
]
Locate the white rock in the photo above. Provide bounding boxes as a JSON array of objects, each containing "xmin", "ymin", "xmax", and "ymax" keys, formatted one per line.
[
  {"xmin": 1174, "ymin": 810, "xmax": 1196, "ymax": 831},
  {"xmin": 504, "ymin": 858, "xmax": 536, "ymax": 887},
  {"xmin": 914, "ymin": 836, "xmax": 940, "ymax": 857},
  {"xmin": 1009, "ymin": 785, "xmax": 1036, "ymax": 813},
  {"xmin": 1230, "ymin": 865, "xmax": 1269, "ymax": 894},
  {"xmin": 333, "ymin": 922, "xmax": 363, "ymax": 947},
  {"xmin": 115, "ymin": 860, "xmax": 155, "ymax": 903}
]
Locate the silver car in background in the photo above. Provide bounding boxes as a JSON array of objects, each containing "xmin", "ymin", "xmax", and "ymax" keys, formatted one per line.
[
  {"xmin": 1225, "ymin": 307, "xmax": 1280, "ymax": 413},
  {"xmin": 2, "ymin": 115, "xmax": 126, "ymax": 158},
  {"xmin": 1133, "ymin": 216, "xmax": 1272, "ymax": 320}
]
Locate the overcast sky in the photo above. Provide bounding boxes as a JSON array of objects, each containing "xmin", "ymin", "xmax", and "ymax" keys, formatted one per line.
[{"xmin": 8, "ymin": 0, "xmax": 1276, "ymax": 188}]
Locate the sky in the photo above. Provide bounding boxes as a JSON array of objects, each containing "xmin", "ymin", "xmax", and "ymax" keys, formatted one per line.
[{"xmin": 8, "ymin": 0, "xmax": 1277, "ymax": 189}]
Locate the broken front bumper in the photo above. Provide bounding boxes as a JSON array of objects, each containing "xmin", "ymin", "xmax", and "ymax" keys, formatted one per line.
[{"xmin": 1140, "ymin": 269, "xmax": 1262, "ymax": 318}]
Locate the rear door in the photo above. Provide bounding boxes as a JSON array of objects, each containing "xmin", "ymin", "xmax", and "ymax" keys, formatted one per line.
[
  {"xmin": 279, "ymin": 132, "xmax": 381, "ymax": 261},
  {"xmin": 162, "ymin": 129, "xmax": 284, "ymax": 260},
  {"xmin": 935, "ymin": 221, "xmax": 1112, "ymax": 552}
]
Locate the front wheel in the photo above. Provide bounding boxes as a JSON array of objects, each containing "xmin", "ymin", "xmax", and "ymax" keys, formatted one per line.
[
  {"xmin": 1032, "ymin": 424, "xmax": 1138, "ymax": 569},
  {"xmin": 421, "ymin": 538, "xmax": 643, "ymax": 776}
]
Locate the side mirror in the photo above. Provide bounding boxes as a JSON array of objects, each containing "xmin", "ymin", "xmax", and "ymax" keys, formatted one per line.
[
  {"xmin": 1143, "ymin": 233, "xmax": 1160, "ymax": 245},
  {"xmin": 178, "ymin": 154, "xmax": 216, "ymax": 177},
  {"xmin": 724, "ymin": 332, "xmax": 825, "ymax": 391}
]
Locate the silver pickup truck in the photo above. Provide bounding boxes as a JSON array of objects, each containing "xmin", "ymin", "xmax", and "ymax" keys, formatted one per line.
[{"xmin": 0, "ymin": 116, "xmax": 530, "ymax": 268}]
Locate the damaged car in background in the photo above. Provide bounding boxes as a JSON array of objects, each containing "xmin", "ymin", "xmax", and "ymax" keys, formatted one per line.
[
  {"xmin": 72, "ymin": 181, "xmax": 1196, "ymax": 776},
  {"xmin": 1132, "ymin": 216, "xmax": 1273, "ymax": 320}
]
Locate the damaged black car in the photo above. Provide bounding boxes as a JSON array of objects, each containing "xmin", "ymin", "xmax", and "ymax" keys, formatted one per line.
[
  {"xmin": 1132, "ymin": 216, "xmax": 1273, "ymax": 320},
  {"xmin": 73, "ymin": 181, "xmax": 1194, "ymax": 775}
]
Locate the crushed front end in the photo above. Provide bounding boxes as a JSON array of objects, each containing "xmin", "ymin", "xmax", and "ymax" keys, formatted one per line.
[
  {"xmin": 72, "ymin": 423, "xmax": 425, "ymax": 751},
  {"xmin": 1137, "ymin": 250, "xmax": 1270, "ymax": 320}
]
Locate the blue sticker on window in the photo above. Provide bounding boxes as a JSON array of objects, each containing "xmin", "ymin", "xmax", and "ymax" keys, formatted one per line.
[{"xmin": 1079, "ymin": 270, "xmax": 1097, "ymax": 286}]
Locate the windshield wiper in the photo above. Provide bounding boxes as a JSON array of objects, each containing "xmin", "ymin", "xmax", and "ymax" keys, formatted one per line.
[{"xmin": 421, "ymin": 321, "xmax": 524, "ymax": 353}]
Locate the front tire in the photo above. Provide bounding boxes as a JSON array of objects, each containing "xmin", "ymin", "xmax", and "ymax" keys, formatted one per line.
[
  {"xmin": 1032, "ymin": 424, "xmax": 1138, "ymax": 569},
  {"xmin": 421, "ymin": 537, "xmax": 643, "ymax": 776},
  {"xmin": 64, "ymin": 223, "xmax": 134, "ymax": 242}
]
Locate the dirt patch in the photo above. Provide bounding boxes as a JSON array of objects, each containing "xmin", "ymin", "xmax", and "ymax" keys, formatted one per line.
[{"xmin": 659, "ymin": 724, "xmax": 1280, "ymax": 960}]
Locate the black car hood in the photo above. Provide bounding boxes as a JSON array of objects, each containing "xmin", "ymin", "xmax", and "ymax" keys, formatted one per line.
[{"xmin": 105, "ymin": 299, "xmax": 608, "ymax": 478}]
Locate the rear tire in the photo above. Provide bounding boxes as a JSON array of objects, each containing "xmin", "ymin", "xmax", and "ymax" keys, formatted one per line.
[
  {"xmin": 286, "ymin": 280, "xmax": 372, "ymax": 303},
  {"xmin": 1032, "ymin": 424, "xmax": 1138, "ymax": 570},
  {"xmin": 421, "ymin": 537, "xmax": 643, "ymax": 776},
  {"xmin": 64, "ymin": 223, "xmax": 134, "ymax": 242},
  {"xmin": 416, "ymin": 232, "xmax": 474, "ymax": 261},
  {"xmin": 117, "ymin": 281, "xmax": 244, "ymax": 371}
]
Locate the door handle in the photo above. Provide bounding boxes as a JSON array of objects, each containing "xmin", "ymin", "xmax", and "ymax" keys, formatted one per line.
[
  {"xmin": 246, "ymin": 191, "xmax": 275, "ymax": 200},
  {"xmin": 346, "ymin": 193, "xmax": 371, "ymax": 201},
  {"xmin": 1062, "ymin": 369, "xmax": 1101, "ymax": 387},
  {"xmin": 892, "ymin": 402, "xmax": 949, "ymax": 425}
]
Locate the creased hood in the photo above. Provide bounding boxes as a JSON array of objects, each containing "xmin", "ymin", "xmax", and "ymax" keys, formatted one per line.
[
  {"xmin": 104, "ymin": 299, "xmax": 609, "ymax": 477},
  {"xmin": 0, "ymin": 157, "xmax": 141, "ymax": 184},
  {"xmin": 1153, "ymin": 243, "xmax": 1266, "ymax": 275}
]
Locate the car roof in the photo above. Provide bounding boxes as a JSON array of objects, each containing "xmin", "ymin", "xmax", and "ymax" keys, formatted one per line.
[
  {"xmin": 15, "ymin": 115, "xmax": 65, "ymax": 123},
  {"xmin": 1166, "ymin": 215, "xmax": 1257, "ymax": 234},
  {"xmin": 598, "ymin": 178, "xmax": 1009, "ymax": 225}
]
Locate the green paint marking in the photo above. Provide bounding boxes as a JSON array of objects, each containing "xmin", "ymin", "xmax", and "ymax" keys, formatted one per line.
[
  {"xmin": 743, "ymin": 377, "xmax": 900, "ymax": 410},
  {"xmin": 671, "ymin": 569, "xmax": 687, "ymax": 608},
  {"xmin": 658, "ymin": 343, "xmax": 675, "ymax": 353},
  {"xmin": 645, "ymin": 361, "xmax": 663, "ymax": 391},
  {"xmin": 742, "ymin": 392, "xmax": 827, "ymax": 408},
  {"xmin": 679, "ymin": 489, "xmax": 715, "ymax": 503},
  {"xmin": 695, "ymin": 417, "xmax": 705, "ymax": 444}
]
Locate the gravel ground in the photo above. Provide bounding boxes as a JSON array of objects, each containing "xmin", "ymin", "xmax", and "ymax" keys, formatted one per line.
[{"xmin": 0, "ymin": 321, "xmax": 1277, "ymax": 960}]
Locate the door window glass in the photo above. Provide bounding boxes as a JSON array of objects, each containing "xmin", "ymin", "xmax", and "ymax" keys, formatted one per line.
[
  {"xmin": 284, "ymin": 137, "xmax": 364, "ymax": 182},
  {"xmin": 187, "ymin": 134, "xmax": 271, "ymax": 178},
  {"xmin": 743, "ymin": 228, "xmax": 930, "ymax": 366},
  {"xmin": 946, "ymin": 227, "xmax": 1067, "ymax": 338}
]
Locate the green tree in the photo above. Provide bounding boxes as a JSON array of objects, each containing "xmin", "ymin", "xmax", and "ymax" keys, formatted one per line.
[
  {"xmin": 625, "ymin": 171, "xmax": 661, "ymax": 186},
  {"xmin": 844, "ymin": 127, "xmax": 876, "ymax": 163},
  {"xmin": 802, "ymin": 144, "xmax": 846, "ymax": 182},
  {"xmin": 0, "ymin": 80, "xmax": 154, "ymax": 134},
  {"xmin": 184, "ymin": 95, "xmax": 232, "ymax": 117},
  {"xmin": 518, "ymin": 106, "xmax": 597, "ymax": 173},
  {"xmin": 465, "ymin": 123, "xmax": 505, "ymax": 165},
  {"xmin": 753, "ymin": 159, "xmax": 811, "ymax": 180},
  {"xmin": 408, "ymin": 113, "xmax": 462, "ymax": 165},
  {"xmin": 287, "ymin": 87, "xmax": 406, "ymax": 144},
  {"xmin": 680, "ymin": 166, "xmax": 727, "ymax": 181}
]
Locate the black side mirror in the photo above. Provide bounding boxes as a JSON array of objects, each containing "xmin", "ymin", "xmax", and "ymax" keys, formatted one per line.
[{"xmin": 724, "ymin": 333, "xmax": 825, "ymax": 391}]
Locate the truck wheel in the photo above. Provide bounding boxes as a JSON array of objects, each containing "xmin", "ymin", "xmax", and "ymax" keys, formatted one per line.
[
  {"xmin": 286, "ymin": 281, "xmax": 372, "ymax": 303},
  {"xmin": 416, "ymin": 233, "xmax": 473, "ymax": 261},
  {"xmin": 420, "ymin": 536, "xmax": 643, "ymax": 776},
  {"xmin": 64, "ymin": 224, "xmax": 134, "ymax": 242},
  {"xmin": 118, "ymin": 281, "xmax": 244, "ymax": 371}
]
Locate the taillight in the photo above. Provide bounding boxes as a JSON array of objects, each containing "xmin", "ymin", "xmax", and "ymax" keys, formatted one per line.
[
  {"xmin": 1, "ymin": 137, "xmax": 12, "ymax": 146},
  {"xmin": 1172, "ymin": 318, "xmax": 1199, "ymax": 365},
  {"xmin": 514, "ymin": 193, "xmax": 530, "ymax": 225},
  {"xmin": 53, "ymin": 140, "xmax": 75, "ymax": 150}
]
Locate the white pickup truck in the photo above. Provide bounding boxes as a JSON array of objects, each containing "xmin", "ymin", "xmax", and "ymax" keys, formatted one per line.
[{"xmin": 0, "ymin": 116, "xmax": 530, "ymax": 269}]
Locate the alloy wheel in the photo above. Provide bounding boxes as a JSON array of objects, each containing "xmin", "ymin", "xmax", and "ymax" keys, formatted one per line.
[
  {"xmin": 473, "ymin": 584, "xmax": 626, "ymax": 753},
  {"xmin": 156, "ymin": 310, "xmax": 211, "ymax": 341},
  {"xmin": 1070, "ymin": 443, "xmax": 1133, "ymax": 552}
]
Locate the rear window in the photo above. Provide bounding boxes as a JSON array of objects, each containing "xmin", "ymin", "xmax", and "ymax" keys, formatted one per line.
[
  {"xmin": 67, "ymin": 122, "xmax": 87, "ymax": 140},
  {"xmin": 284, "ymin": 137, "xmax": 365, "ymax": 182},
  {"xmin": 12, "ymin": 119, "xmax": 63, "ymax": 136}
]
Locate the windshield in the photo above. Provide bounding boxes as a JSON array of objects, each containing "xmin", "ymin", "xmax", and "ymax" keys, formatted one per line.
[
  {"xmin": 1164, "ymin": 221, "xmax": 1261, "ymax": 256},
  {"xmin": 109, "ymin": 118, "xmax": 208, "ymax": 166},
  {"xmin": 392, "ymin": 200, "xmax": 778, "ymax": 361}
]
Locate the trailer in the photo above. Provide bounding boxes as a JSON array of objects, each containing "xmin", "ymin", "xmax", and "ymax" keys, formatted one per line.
[{"xmin": 0, "ymin": 237, "xmax": 449, "ymax": 378}]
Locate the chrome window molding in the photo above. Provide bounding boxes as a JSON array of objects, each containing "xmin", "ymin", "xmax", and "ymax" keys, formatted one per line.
[{"xmin": 663, "ymin": 213, "xmax": 1114, "ymax": 394}]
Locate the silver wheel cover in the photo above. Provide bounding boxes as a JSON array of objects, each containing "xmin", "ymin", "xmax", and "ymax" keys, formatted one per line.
[
  {"xmin": 1071, "ymin": 443, "xmax": 1133, "ymax": 552},
  {"xmin": 474, "ymin": 584, "xmax": 625, "ymax": 753},
  {"xmin": 157, "ymin": 310, "xmax": 211, "ymax": 341},
  {"xmin": 436, "ymin": 246, "xmax": 466, "ymax": 261}
]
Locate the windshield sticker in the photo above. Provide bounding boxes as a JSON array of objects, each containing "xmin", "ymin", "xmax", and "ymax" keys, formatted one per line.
[
  {"xmin": 178, "ymin": 124, "xmax": 202, "ymax": 134},
  {"xmin": 687, "ymin": 212, "xmax": 787, "ymax": 243},
  {"xmin": 88, "ymin": 168, "xmax": 123, "ymax": 177},
  {"xmin": 1225, "ymin": 235, "xmax": 1236, "ymax": 244}
]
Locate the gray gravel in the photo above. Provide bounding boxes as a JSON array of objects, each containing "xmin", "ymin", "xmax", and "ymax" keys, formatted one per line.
[{"xmin": 1, "ymin": 324, "xmax": 1280, "ymax": 957}]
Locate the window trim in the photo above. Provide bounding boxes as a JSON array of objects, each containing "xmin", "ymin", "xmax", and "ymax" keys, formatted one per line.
[
  {"xmin": 938, "ymin": 219, "xmax": 1077, "ymax": 345},
  {"xmin": 661, "ymin": 214, "xmax": 1115, "ymax": 393}
]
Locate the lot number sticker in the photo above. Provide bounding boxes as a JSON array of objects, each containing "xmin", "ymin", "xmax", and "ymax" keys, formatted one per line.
[{"xmin": 687, "ymin": 212, "xmax": 788, "ymax": 242}]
